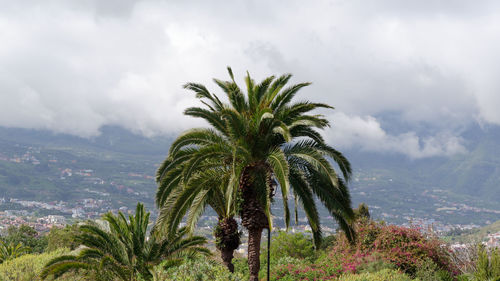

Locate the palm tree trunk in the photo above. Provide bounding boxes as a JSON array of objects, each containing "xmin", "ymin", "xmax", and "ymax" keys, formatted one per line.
[
  {"xmin": 247, "ymin": 227, "xmax": 263, "ymax": 281},
  {"xmin": 215, "ymin": 216, "xmax": 240, "ymax": 273},
  {"xmin": 239, "ymin": 165, "xmax": 269, "ymax": 281},
  {"xmin": 221, "ymin": 247, "xmax": 235, "ymax": 273}
]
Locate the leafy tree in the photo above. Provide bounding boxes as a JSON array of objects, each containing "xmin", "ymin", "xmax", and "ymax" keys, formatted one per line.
[
  {"xmin": 319, "ymin": 235, "xmax": 337, "ymax": 250},
  {"xmin": 41, "ymin": 203, "xmax": 209, "ymax": 281},
  {"xmin": 261, "ymin": 231, "xmax": 315, "ymax": 261},
  {"xmin": 158, "ymin": 68, "xmax": 355, "ymax": 281},
  {"xmin": 0, "ymin": 241, "xmax": 30, "ymax": 263},
  {"xmin": 46, "ymin": 224, "xmax": 83, "ymax": 252},
  {"xmin": 3, "ymin": 224, "xmax": 47, "ymax": 253},
  {"xmin": 353, "ymin": 203, "xmax": 370, "ymax": 221}
]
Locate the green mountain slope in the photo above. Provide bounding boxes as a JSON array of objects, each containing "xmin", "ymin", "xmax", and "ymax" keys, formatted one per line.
[{"xmin": 0, "ymin": 125, "xmax": 498, "ymax": 227}]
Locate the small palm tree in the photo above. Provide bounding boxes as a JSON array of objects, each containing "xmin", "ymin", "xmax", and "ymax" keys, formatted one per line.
[
  {"xmin": 41, "ymin": 203, "xmax": 209, "ymax": 281},
  {"xmin": 0, "ymin": 241, "xmax": 30, "ymax": 263}
]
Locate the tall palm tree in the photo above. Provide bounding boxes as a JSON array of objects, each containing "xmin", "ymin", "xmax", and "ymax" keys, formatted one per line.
[
  {"xmin": 160, "ymin": 68, "xmax": 355, "ymax": 281},
  {"xmin": 0, "ymin": 241, "xmax": 30, "ymax": 263},
  {"xmin": 41, "ymin": 203, "xmax": 209, "ymax": 281},
  {"xmin": 156, "ymin": 153, "xmax": 241, "ymax": 272}
]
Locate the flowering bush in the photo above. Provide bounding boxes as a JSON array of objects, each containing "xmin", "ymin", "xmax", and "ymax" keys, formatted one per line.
[
  {"xmin": 328, "ymin": 220, "xmax": 458, "ymax": 277},
  {"xmin": 255, "ymin": 221, "xmax": 458, "ymax": 280}
]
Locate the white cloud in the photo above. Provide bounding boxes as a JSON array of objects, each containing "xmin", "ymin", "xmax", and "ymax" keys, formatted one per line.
[
  {"xmin": 325, "ymin": 112, "xmax": 466, "ymax": 159},
  {"xmin": 0, "ymin": 0, "xmax": 498, "ymax": 156}
]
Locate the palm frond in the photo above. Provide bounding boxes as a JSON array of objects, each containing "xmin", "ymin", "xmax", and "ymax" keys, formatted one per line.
[
  {"xmin": 168, "ymin": 128, "xmax": 228, "ymax": 157},
  {"xmin": 268, "ymin": 148, "xmax": 291, "ymax": 228},
  {"xmin": 184, "ymin": 107, "xmax": 227, "ymax": 134},
  {"xmin": 263, "ymin": 73, "xmax": 292, "ymax": 106},
  {"xmin": 271, "ymin": 82, "xmax": 311, "ymax": 111},
  {"xmin": 254, "ymin": 75, "xmax": 275, "ymax": 104},
  {"xmin": 183, "ymin": 82, "xmax": 223, "ymax": 111},
  {"xmin": 289, "ymin": 168, "xmax": 322, "ymax": 248}
]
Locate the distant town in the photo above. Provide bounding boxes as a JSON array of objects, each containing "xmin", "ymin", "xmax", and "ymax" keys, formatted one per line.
[{"xmin": 0, "ymin": 133, "xmax": 499, "ymax": 250}]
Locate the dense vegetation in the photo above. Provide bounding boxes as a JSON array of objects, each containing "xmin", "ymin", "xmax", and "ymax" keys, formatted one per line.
[{"xmin": 0, "ymin": 219, "xmax": 499, "ymax": 280}]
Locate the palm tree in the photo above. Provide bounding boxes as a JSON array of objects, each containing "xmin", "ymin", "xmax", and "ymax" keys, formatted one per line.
[
  {"xmin": 0, "ymin": 241, "xmax": 30, "ymax": 263},
  {"xmin": 160, "ymin": 68, "xmax": 356, "ymax": 281},
  {"xmin": 155, "ymin": 154, "xmax": 241, "ymax": 272},
  {"xmin": 41, "ymin": 203, "xmax": 209, "ymax": 281}
]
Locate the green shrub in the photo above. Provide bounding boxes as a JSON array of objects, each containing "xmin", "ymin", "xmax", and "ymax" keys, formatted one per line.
[
  {"xmin": 158, "ymin": 258, "xmax": 245, "ymax": 281},
  {"xmin": 45, "ymin": 224, "xmax": 82, "ymax": 252},
  {"xmin": 0, "ymin": 248, "xmax": 89, "ymax": 281},
  {"xmin": 271, "ymin": 257, "xmax": 343, "ymax": 280},
  {"xmin": 232, "ymin": 257, "xmax": 249, "ymax": 277},
  {"xmin": 319, "ymin": 235, "xmax": 337, "ymax": 250},
  {"xmin": 414, "ymin": 259, "xmax": 453, "ymax": 281},
  {"xmin": 455, "ymin": 274, "xmax": 473, "ymax": 281},
  {"xmin": 337, "ymin": 269, "xmax": 414, "ymax": 281},
  {"xmin": 356, "ymin": 256, "xmax": 395, "ymax": 274},
  {"xmin": 261, "ymin": 231, "xmax": 316, "ymax": 261},
  {"xmin": 2, "ymin": 225, "xmax": 47, "ymax": 254},
  {"xmin": 258, "ymin": 231, "xmax": 318, "ymax": 279},
  {"xmin": 474, "ymin": 245, "xmax": 500, "ymax": 281}
]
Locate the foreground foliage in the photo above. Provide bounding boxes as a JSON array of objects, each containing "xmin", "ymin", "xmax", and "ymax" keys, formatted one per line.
[
  {"xmin": 0, "ymin": 225, "xmax": 498, "ymax": 281},
  {"xmin": 155, "ymin": 257, "xmax": 246, "ymax": 281},
  {"xmin": 259, "ymin": 222, "xmax": 460, "ymax": 280},
  {"xmin": 41, "ymin": 203, "xmax": 209, "ymax": 281},
  {"xmin": 0, "ymin": 248, "xmax": 82, "ymax": 281},
  {"xmin": 338, "ymin": 269, "xmax": 415, "ymax": 281},
  {"xmin": 472, "ymin": 245, "xmax": 500, "ymax": 281}
]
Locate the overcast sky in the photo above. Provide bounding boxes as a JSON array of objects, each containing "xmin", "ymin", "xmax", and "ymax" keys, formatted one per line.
[{"xmin": 1, "ymin": 0, "xmax": 499, "ymax": 158}]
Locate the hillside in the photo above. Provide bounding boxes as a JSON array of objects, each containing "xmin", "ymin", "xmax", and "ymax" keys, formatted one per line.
[
  {"xmin": 0, "ymin": 126, "xmax": 171, "ymax": 213},
  {"xmin": 445, "ymin": 219, "xmax": 500, "ymax": 243},
  {"xmin": 0, "ymin": 125, "xmax": 499, "ymax": 229}
]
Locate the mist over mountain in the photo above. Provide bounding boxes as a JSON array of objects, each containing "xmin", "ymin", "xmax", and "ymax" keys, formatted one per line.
[{"xmin": 344, "ymin": 123, "xmax": 500, "ymax": 202}]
